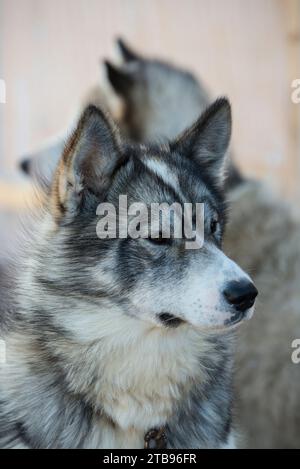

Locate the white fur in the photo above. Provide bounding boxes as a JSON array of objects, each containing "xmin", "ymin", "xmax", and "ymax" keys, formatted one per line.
[
  {"xmin": 221, "ymin": 432, "xmax": 236, "ymax": 449},
  {"xmin": 144, "ymin": 158, "xmax": 180, "ymax": 194},
  {"xmin": 130, "ymin": 243, "xmax": 253, "ymax": 330}
]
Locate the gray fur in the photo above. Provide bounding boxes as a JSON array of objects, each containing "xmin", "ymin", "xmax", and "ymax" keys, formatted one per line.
[
  {"xmin": 108, "ymin": 40, "xmax": 300, "ymax": 448},
  {"xmin": 0, "ymin": 100, "xmax": 252, "ymax": 448},
  {"xmin": 225, "ymin": 182, "xmax": 300, "ymax": 448},
  {"xmin": 105, "ymin": 39, "xmax": 243, "ymax": 190}
]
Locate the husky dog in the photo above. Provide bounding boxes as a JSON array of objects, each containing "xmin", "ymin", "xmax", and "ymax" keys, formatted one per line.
[
  {"xmin": 105, "ymin": 40, "xmax": 210, "ymax": 143},
  {"xmin": 105, "ymin": 39, "xmax": 300, "ymax": 448},
  {"xmin": 19, "ymin": 39, "xmax": 240, "ymax": 191},
  {"xmin": 0, "ymin": 99, "xmax": 258, "ymax": 449},
  {"xmin": 105, "ymin": 39, "xmax": 243, "ymax": 191}
]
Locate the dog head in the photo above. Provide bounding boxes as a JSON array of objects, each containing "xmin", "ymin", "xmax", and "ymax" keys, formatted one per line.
[
  {"xmin": 105, "ymin": 38, "xmax": 210, "ymax": 142},
  {"xmin": 105, "ymin": 39, "xmax": 243, "ymax": 190},
  {"xmin": 39, "ymin": 98, "xmax": 257, "ymax": 333}
]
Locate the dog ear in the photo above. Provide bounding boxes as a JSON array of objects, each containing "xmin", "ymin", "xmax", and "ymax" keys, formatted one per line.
[
  {"xmin": 51, "ymin": 105, "xmax": 121, "ymax": 224},
  {"xmin": 104, "ymin": 61, "xmax": 135, "ymax": 96},
  {"xmin": 171, "ymin": 98, "xmax": 232, "ymax": 186},
  {"xmin": 116, "ymin": 38, "xmax": 141, "ymax": 63}
]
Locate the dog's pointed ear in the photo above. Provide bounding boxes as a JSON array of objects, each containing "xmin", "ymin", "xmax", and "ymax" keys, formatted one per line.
[
  {"xmin": 104, "ymin": 60, "xmax": 134, "ymax": 96},
  {"xmin": 51, "ymin": 105, "xmax": 121, "ymax": 224},
  {"xmin": 117, "ymin": 38, "xmax": 141, "ymax": 63},
  {"xmin": 171, "ymin": 98, "xmax": 232, "ymax": 187}
]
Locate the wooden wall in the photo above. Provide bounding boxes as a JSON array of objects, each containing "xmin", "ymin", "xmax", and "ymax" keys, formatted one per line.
[{"xmin": 0, "ymin": 0, "xmax": 299, "ymax": 204}]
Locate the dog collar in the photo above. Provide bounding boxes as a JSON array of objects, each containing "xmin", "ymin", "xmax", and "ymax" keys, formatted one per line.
[{"xmin": 144, "ymin": 427, "xmax": 167, "ymax": 449}]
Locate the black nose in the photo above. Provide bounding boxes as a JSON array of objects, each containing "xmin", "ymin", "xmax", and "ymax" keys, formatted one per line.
[
  {"xmin": 223, "ymin": 280, "xmax": 258, "ymax": 313},
  {"xmin": 19, "ymin": 159, "xmax": 30, "ymax": 175}
]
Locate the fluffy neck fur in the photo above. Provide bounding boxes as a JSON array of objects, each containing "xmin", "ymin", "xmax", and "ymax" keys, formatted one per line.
[
  {"xmin": 12, "ymin": 289, "xmax": 214, "ymax": 425},
  {"xmin": 1, "ymin": 263, "xmax": 234, "ymax": 448},
  {"xmin": 0, "ymin": 212, "xmax": 235, "ymax": 448}
]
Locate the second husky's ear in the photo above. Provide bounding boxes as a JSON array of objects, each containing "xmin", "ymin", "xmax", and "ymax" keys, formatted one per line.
[
  {"xmin": 51, "ymin": 105, "xmax": 121, "ymax": 224},
  {"xmin": 104, "ymin": 61, "xmax": 134, "ymax": 96},
  {"xmin": 117, "ymin": 38, "xmax": 141, "ymax": 63},
  {"xmin": 171, "ymin": 98, "xmax": 232, "ymax": 186}
]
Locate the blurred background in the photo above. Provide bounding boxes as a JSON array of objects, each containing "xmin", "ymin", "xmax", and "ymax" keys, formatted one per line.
[{"xmin": 0, "ymin": 0, "xmax": 299, "ymax": 251}]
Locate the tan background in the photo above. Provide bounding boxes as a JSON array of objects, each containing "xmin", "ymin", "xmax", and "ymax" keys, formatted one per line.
[{"xmin": 0, "ymin": 0, "xmax": 300, "ymax": 205}]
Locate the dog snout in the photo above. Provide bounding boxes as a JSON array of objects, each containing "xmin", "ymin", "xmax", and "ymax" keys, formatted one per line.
[
  {"xmin": 19, "ymin": 158, "xmax": 31, "ymax": 175},
  {"xmin": 223, "ymin": 280, "xmax": 258, "ymax": 313}
]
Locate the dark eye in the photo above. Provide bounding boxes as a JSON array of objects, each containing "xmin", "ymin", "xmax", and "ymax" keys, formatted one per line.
[
  {"xmin": 210, "ymin": 217, "xmax": 219, "ymax": 235},
  {"xmin": 148, "ymin": 231, "xmax": 170, "ymax": 245}
]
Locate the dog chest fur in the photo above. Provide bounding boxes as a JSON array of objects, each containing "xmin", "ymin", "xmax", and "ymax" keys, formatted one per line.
[{"xmin": 1, "ymin": 318, "xmax": 220, "ymax": 448}]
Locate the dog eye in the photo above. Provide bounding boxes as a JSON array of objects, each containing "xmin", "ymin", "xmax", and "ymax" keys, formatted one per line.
[
  {"xmin": 210, "ymin": 217, "xmax": 219, "ymax": 235},
  {"xmin": 147, "ymin": 231, "xmax": 170, "ymax": 245}
]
